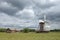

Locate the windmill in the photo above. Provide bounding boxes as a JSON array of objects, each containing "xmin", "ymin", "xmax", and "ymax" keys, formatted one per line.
[
  {"xmin": 38, "ymin": 14, "xmax": 50, "ymax": 32},
  {"xmin": 31, "ymin": 0, "xmax": 50, "ymax": 32}
]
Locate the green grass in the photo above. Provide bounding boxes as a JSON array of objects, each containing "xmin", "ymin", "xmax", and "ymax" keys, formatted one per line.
[{"xmin": 0, "ymin": 32, "xmax": 60, "ymax": 40}]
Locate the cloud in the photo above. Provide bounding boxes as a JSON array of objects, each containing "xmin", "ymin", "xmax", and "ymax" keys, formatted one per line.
[
  {"xmin": 3, "ymin": 0, "xmax": 33, "ymax": 9},
  {"xmin": 0, "ymin": 12, "xmax": 20, "ymax": 25},
  {"xmin": 32, "ymin": 0, "xmax": 60, "ymax": 29},
  {"xmin": 0, "ymin": 12, "xmax": 37, "ymax": 29},
  {"xmin": 15, "ymin": 6, "xmax": 35, "ymax": 20},
  {"xmin": 15, "ymin": 6, "xmax": 38, "ymax": 28},
  {"xmin": 0, "ymin": 0, "xmax": 60, "ymax": 29},
  {"xmin": 0, "ymin": 1, "xmax": 18, "ymax": 15}
]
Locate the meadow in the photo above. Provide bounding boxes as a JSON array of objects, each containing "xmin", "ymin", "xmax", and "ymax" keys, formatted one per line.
[{"xmin": 0, "ymin": 32, "xmax": 60, "ymax": 40}]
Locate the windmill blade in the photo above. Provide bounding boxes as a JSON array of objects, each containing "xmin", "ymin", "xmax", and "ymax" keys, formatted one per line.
[
  {"xmin": 31, "ymin": 0, "xmax": 37, "ymax": 6},
  {"xmin": 44, "ymin": 14, "xmax": 46, "ymax": 22},
  {"xmin": 31, "ymin": 0, "xmax": 41, "ymax": 9}
]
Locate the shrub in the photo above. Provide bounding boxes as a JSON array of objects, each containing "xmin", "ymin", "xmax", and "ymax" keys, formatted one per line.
[
  {"xmin": 50, "ymin": 29, "xmax": 60, "ymax": 32},
  {"xmin": 0, "ymin": 28, "xmax": 7, "ymax": 32},
  {"xmin": 23, "ymin": 28, "xmax": 30, "ymax": 33},
  {"xmin": 29, "ymin": 29, "xmax": 35, "ymax": 32}
]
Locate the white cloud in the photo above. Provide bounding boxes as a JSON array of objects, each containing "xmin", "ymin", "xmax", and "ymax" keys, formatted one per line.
[
  {"xmin": 0, "ymin": 0, "xmax": 60, "ymax": 29},
  {"xmin": 15, "ymin": 6, "xmax": 38, "ymax": 27},
  {"xmin": 0, "ymin": 12, "xmax": 20, "ymax": 25},
  {"xmin": 16, "ymin": 6, "xmax": 35, "ymax": 20},
  {"xmin": 0, "ymin": 12, "xmax": 37, "ymax": 29}
]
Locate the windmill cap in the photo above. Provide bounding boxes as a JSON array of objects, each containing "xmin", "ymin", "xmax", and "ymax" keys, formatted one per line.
[{"xmin": 39, "ymin": 20, "xmax": 44, "ymax": 23}]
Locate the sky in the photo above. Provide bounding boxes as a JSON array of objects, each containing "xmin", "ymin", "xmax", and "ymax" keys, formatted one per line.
[{"xmin": 0, "ymin": 0, "xmax": 60, "ymax": 30}]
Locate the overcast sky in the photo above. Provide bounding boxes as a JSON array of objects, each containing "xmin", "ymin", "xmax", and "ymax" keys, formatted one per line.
[{"xmin": 0, "ymin": 0, "xmax": 60, "ymax": 30}]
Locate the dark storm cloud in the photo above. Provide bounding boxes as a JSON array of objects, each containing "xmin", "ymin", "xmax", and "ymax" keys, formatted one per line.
[
  {"xmin": 5, "ymin": 0, "xmax": 26, "ymax": 9},
  {"xmin": 4, "ymin": 0, "xmax": 33, "ymax": 9},
  {"xmin": 0, "ymin": 0, "xmax": 60, "ymax": 22},
  {"xmin": 0, "ymin": 0, "xmax": 34, "ymax": 15},
  {"xmin": 32, "ymin": 0, "xmax": 55, "ymax": 9},
  {"xmin": 0, "ymin": 1, "xmax": 19, "ymax": 15},
  {"xmin": 0, "ymin": 0, "xmax": 55, "ymax": 15},
  {"xmin": 0, "ymin": 6, "xmax": 18, "ymax": 15},
  {"xmin": 0, "ymin": 0, "xmax": 60, "ymax": 29},
  {"xmin": 47, "ymin": 13, "xmax": 60, "ymax": 22}
]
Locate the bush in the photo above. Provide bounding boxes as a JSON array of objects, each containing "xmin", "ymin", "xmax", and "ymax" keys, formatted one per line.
[
  {"xmin": 50, "ymin": 29, "xmax": 60, "ymax": 32},
  {"xmin": 0, "ymin": 28, "xmax": 7, "ymax": 32},
  {"xmin": 23, "ymin": 28, "xmax": 30, "ymax": 33},
  {"xmin": 29, "ymin": 29, "xmax": 35, "ymax": 32}
]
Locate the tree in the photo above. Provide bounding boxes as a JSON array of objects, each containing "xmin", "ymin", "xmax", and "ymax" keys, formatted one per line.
[
  {"xmin": 0, "ymin": 28, "xmax": 6, "ymax": 32},
  {"xmin": 23, "ymin": 28, "xmax": 29, "ymax": 33},
  {"xmin": 6, "ymin": 28, "xmax": 11, "ymax": 33}
]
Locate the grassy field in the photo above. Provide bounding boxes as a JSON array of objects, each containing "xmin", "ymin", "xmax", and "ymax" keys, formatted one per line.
[{"xmin": 0, "ymin": 32, "xmax": 60, "ymax": 40}]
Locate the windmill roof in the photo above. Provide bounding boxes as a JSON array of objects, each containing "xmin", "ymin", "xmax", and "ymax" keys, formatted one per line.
[{"xmin": 39, "ymin": 20, "xmax": 44, "ymax": 23}]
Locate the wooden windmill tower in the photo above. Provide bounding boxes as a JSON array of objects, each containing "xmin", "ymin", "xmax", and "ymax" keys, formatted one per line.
[{"xmin": 39, "ymin": 14, "xmax": 50, "ymax": 32}]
